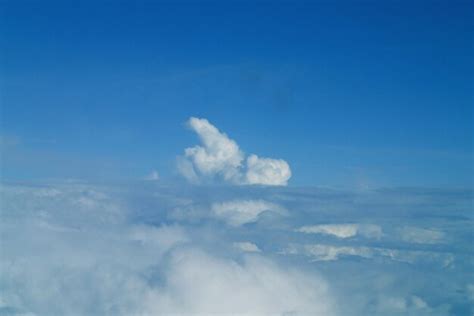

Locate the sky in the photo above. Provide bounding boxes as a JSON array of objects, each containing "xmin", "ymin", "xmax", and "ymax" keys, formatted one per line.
[
  {"xmin": 1, "ymin": 2, "xmax": 474, "ymax": 316},
  {"xmin": 1, "ymin": 0, "xmax": 473, "ymax": 188}
]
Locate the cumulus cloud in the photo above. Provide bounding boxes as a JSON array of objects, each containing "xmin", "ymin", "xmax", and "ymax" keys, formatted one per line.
[
  {"xmin": 246, "ymin": 154, "xmax": 291, "ymax": 186},
  {"xmin": 181, "ymin": 117, "xmax": 244, "ymax": 183},
  {"xmin": 178, "ymin": 117, "xmax": 291, "ymax": 185}
]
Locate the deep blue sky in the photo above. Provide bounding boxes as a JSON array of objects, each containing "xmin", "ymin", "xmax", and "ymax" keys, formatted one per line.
[{"xmin": 1, "ymin": 0, "xmax": 472, "ymax": 187}]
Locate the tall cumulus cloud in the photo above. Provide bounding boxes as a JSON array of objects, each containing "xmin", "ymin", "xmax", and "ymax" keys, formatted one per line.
[{"xmin": 178, "ymin": 117, "xmax": 291, "ymax": 186}]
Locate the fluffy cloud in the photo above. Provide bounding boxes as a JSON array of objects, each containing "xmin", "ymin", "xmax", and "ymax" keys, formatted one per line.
[
  {"xmin": 246, "ymin": 154, "xmax": 291, "ymax": 186},
  {"xmin": 0, "ymin": 183, "xmax": 334, "ymax": 315},
  {"xmin": 1, "ymin": 182, "xmax": 471, "ymax": 315},
  {"xmin": 181, "ymin": 117, "xmax": 244, "ymax": 183},
  {"xmin": 144, "ymin": 248, "xmax": 334, "ymax": 315},
  {"xmin": 178, "ymin": 117, "xmax": 291, "ymax": 185}
]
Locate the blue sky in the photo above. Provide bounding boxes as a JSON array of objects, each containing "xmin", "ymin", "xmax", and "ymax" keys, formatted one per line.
[
  {"xmin": 1, "ymin": 0, "xmax": 472, "ymax": 187},
  {"xmin": 1, "ymin": 3, "xmax": 474, "ymax": 315}
]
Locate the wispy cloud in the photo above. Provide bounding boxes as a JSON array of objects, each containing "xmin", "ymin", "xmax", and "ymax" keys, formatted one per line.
[
  {"xmin": 212, "ymin": 199, "xmax": 284, "ymax": 226},
  {"xmin": 296, "ymin": 224, "xmax": 383, "ymax": 239}
]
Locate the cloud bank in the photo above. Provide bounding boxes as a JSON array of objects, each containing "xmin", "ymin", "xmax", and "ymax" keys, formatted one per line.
[
  {"xmin": 178, "ymin": 117, "xmax": 291, "ymax": 186},
  {"xmin": 1, "ymin": 182, "xmax": 472, "ymax": 315}
]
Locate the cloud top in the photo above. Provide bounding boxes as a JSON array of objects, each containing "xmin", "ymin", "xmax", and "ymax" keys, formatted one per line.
[
  {"xmin": 246, "ymin": 154, "xmax": 291, "ymax": 186},
  {"xmin": 178, "ymin": 117, "xmax": 291, "ymax": 186}
]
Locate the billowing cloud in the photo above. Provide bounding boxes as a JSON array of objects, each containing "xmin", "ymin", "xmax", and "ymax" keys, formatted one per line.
[
  {"xmin": 246, "ymin": 154, "xmax": 291, "ymax": 186},
  {"xmin": 1, "ymin": 182, "xmax": 471, "ymax": 315},
  {"xmin": 182, "ymin": 117, "xmax": 244, "ymax": 183},
  {"xmin": 0, "ymin": 183, "xmax": 333, "ymax": 315},
  {"xmin": 145, "ymin": 248, "xmax": 334, "ymax": 315},
  {"xmin": 178, "ymin": 117, "xmax": 291, "ymax": 185}
]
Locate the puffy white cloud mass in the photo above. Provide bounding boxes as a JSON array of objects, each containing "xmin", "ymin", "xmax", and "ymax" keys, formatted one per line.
[
  {"xmin": 178, "ymin": 117, "xmax": 291, "ymax": 185},
  {"xmin": 147, "ymin": 248, "xmax": 334, "ymax": 315},
  {"xmin": 246, "ymin": 154, "xmax": 291, "ymax": 186},
  {"xmin": 181, "ymin": 117, "xmax": 244, "ymax": 183},
  {"xmin": 0, "ymin": 182, "xmax": 472, "ymax": 315}
]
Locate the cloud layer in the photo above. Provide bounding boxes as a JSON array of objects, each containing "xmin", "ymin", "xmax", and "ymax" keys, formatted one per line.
[
  {"xmin": 178, "ymin": 117, "xmax": 291, "ymax": 185},
  {"xmin": 0, "ymin": 182, "xmax": 472, "ymax": 315}
]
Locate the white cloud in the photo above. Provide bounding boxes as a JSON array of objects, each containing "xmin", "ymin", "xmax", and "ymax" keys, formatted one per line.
[
  {"xmin": 144, "ymin": 170, "xmax": 160, "ymax": 181},
  {"xmin": 296, "ymin": 224, "xmax": 382, "ymax": 239},
  {"xmin": 178, "ymin": 117, "xmax": 291, "ymax": 186},
  {"xmin": 182, "ymin": 117, "xmax": 244, "ymax": 183},
  {"xmin": 297, "ymin": 224, "xmax": 359, "ymax": 238},
  {"xmin": 301, "ymin": 244, "xmax": 373, "ymax": 261},
  {"xmin": 246, "ymin": 154, "xmax": 291, "ymax": 186},
  {"xmin": 0, "ymin": 182, "xmax": 334, "ymax": 315},
  {"xmin": 0, "ymin": 182, "xmax": 469, "ymax": 315},
  {"xmin": 176, "ymin": 156, "xmax": 199, "ymax": 183},
  {"xmin": 211, "ymin": 199, "xmax": 284, "ymax": 226},
  {"xmin": 283, "ymin": 243, "xmax": 454, "ymax": 267},
  {"xmin": 142, "ymin": 248, "xmax": 335, "ymax": 315},
  {"xmin": 233, "ymin": 241, "xmax": 261, "ymax": 252}
]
